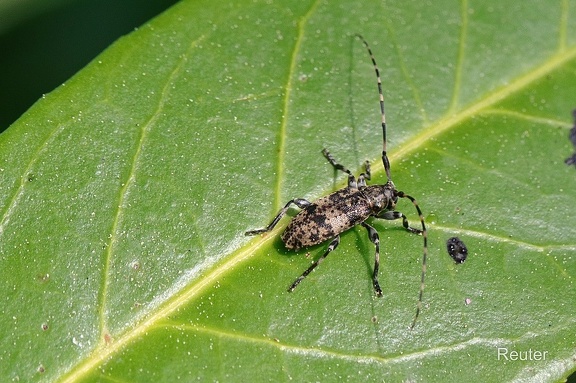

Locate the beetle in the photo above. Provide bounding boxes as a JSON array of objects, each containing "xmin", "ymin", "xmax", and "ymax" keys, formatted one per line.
[{"xmin": 245, "ymin": 34, "xmax": 428, "ymax": 328}]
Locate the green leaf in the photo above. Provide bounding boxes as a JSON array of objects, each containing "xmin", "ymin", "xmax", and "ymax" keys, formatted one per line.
[{"xmin": 2, "ymin": 0, "xmax": 576, "ymax": 382}]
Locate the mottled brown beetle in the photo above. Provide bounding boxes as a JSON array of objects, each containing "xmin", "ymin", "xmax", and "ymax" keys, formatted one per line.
[{"xmin": 246, "ymin": 35, "xmax": 428, "ymax": 328}]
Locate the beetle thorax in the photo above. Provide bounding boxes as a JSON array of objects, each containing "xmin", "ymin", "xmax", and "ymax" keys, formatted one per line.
[{"xmin": 360, "ymin": 182, "xmax": 397, "ymax": 214}]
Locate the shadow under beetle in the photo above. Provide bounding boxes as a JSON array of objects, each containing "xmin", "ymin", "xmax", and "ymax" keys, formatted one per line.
[{"xmin": 246, "ymin": 34, "xmax": 428, "ymax": 329}]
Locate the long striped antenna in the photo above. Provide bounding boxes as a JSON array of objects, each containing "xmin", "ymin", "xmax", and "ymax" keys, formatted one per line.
[
  {"xmin": 354, "ymin": 34, "xmax": 392, "ymax": 182},
  {"xmin": 355, "ymin": 34, "xmax": 429, "ymax": 329},
  {"xmin": 398, "ymin": 191, "xmax": 429, "ymax": 330}
]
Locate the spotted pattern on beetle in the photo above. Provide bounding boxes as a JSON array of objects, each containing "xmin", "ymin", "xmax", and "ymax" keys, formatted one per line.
[{"xmin": 282, "ymin": 188, "xmax": 373, "ymax": 250}]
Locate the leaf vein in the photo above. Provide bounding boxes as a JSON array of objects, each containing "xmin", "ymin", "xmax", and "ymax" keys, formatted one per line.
[
  {"xmin": 0, "ymin": 124, "xmax": 67, "ymax": 237},
  {"xmin": 96, "ymin": 34, "xmax": 208, "ymax": 343},
  {"xmin": 448, "ymin": 0, "xmax": 469, "ymax": 113},
  {"xmin": 379, "ymin": 45, "xmax": 576, "ymax": 175},
  {"xmin": 273, "ymin": 0, "xmax": 321, "ymax": 210}
]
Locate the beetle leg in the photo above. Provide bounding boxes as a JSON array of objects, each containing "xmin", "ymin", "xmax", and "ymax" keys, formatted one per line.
[
  {"xmin": 322, "ymin": 149, "xmax": 358, "ymax": 189},
  {"xmin": 245, "ymin": 198, "xmax": 311, "ymax": 235},
  {"xmin": 376, "ymin": 210, "xmax": 423, "ymax": 235},
  {"xmin": 287, "ymin": 235, "xmax": 340, "ymax": 292},
  {"xmin": 361, "ymin": 222, "xmax": 383, "ymax": 297},
  {"xmin": 357, "ymin": 160, "xmax": 371, "ymax": 187}
]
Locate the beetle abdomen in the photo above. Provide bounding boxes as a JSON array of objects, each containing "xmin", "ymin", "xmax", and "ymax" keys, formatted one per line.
[{"xmin": 282, "ymin": 188, "xmax": 372, "ymax": 250}]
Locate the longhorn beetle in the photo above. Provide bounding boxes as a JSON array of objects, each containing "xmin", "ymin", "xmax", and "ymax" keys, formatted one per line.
[{"xmin": 245, "ymin": 34, "xmax": 428, "ymax": 329}]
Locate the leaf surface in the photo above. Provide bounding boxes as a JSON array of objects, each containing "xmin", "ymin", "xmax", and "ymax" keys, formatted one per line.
[{"xmin": 1, "ymin": 1, "xmax": 576, "ymax": 382}]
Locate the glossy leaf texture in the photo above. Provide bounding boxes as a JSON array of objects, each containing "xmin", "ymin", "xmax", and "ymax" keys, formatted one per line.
[{"xmin": 1, "ymin": 1, "xmax": 576, "ymax": 382}]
